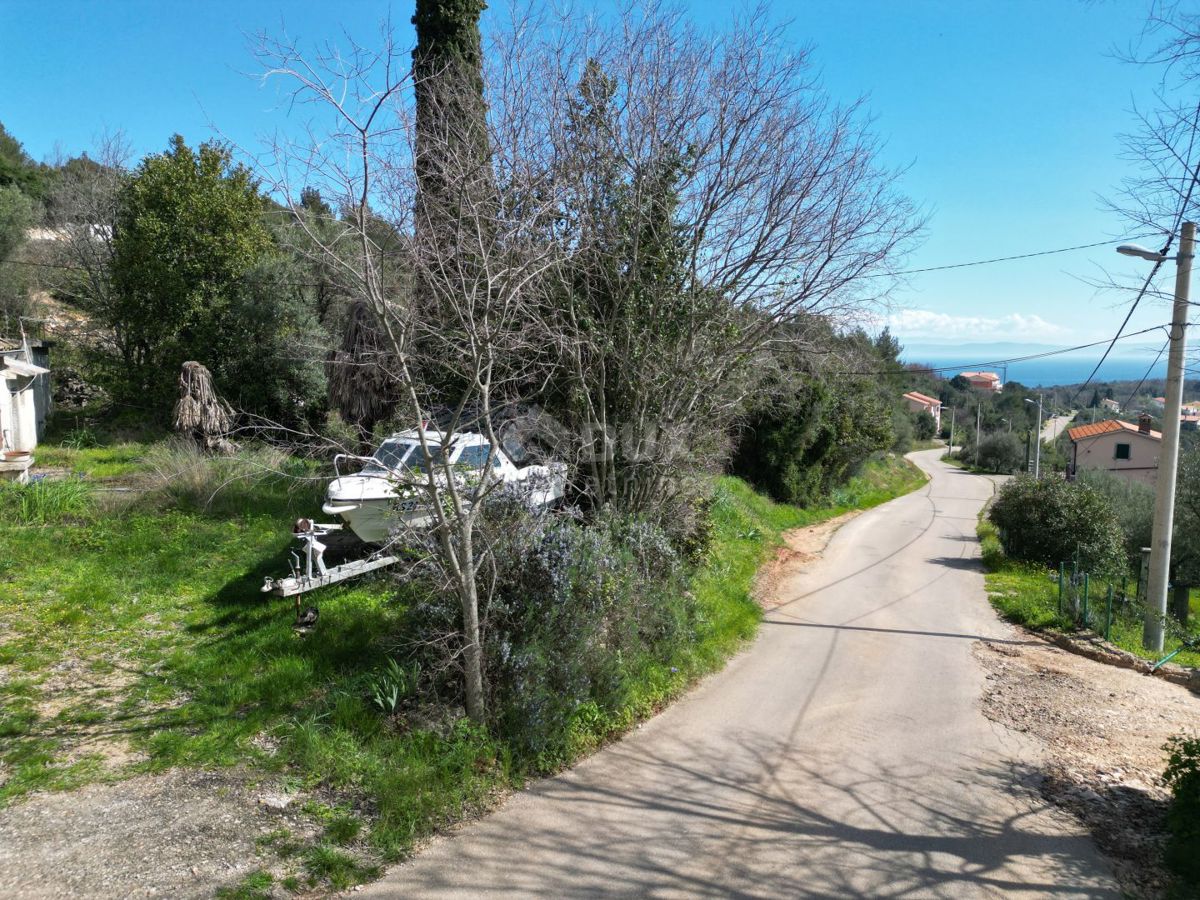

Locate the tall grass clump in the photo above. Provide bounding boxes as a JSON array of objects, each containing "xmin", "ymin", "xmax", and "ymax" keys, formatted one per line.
[
  {"xmin": 0, "ymin": 478, "xmax": 94, "ymax": 525},
  {"xmin": 139, "ymin": 438, "xmax": 308, "ymax": 515}
]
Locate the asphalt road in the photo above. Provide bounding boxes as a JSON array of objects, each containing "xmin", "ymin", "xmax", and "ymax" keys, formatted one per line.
[
  {"xmin": 1041, "ymin": 413, "xmax": 1074, "ymax": 444},
  {"xmin": 364, "ymin": 449, "xmax": 1117, "ymax": 898}
]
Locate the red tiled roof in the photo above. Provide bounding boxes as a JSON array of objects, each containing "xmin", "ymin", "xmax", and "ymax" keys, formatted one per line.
[
  {"xmin": 959, "ymin": 371, "xmax": 1001, "ymax": 381},
  {"xmin": 1067, "ymin": 419, "xmax": 1161, "ymax": 442},
  {"xmin": 903, "ymin": 391, "xmax": 941, "ymax": 406}
]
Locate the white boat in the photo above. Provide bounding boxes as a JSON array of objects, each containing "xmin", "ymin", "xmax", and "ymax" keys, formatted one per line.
[{"xmin": 322, "ymin": 428, "xmax": 566, "ymax": 545}]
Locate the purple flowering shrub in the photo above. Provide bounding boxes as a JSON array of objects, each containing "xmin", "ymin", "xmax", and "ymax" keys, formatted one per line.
[{"xmin": 405, "ymin": 499, "xmax": 699, "ymax": 766}]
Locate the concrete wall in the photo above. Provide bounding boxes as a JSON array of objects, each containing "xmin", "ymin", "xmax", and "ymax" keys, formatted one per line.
[
  {"xmin": 0, "ymin": 345, "xmax": 51, "ymax": 442},
  {"xmin": 1072, "ymin": 431, "xmax": 1159, "ymax": 486},
  {"xmin": 28, "ymin": 344, "xmax": 51, "ymax": 440}
]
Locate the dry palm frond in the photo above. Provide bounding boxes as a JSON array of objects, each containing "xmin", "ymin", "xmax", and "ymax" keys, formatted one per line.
[
  {"xmin": 173, "ymin": 360, "xmax": 236, "ymax": 454},
  {"xmin": 326, "ymin": 301, "xmax": 398, "ymax": 436}
]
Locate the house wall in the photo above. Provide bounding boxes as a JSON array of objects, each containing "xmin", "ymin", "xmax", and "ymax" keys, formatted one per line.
[
  {"xmin": 28, "ymin": 345, "xmax": 51, "ymax": 440},
  {"xmin": 904, "ymin": 397, "xmax": 941, "ymax": 430},
  {"xmin": 1, "ymin": 345, "xmax": 51, "ymax": 441},
  {"xmin": 1072, "ymin": 431, "xmax": 1159, "ymax": 486},
  {"xmin": 1, "ymin": 375, "xmax": 39, "ymax": 452}
]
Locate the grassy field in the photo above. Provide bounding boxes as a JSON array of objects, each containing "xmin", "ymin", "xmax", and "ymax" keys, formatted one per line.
[
  {"xmin": 977, "ymin": 519, "xmax": 1200, "ymax": 669},
  {"xmin": 0, "ymin": 439, "xmax": 925, "ymax": 890}
]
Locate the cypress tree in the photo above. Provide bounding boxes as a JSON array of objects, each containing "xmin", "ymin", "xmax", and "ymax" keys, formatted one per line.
[{"xmin": 411, "ymin": 0, "xmax": 490, "ymax": 225}]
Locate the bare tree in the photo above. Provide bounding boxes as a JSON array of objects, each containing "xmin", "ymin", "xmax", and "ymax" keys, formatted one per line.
[
  {"xmin": 487, "ymin": 2, "xmax": 920, "ymax": 513},
  {"xmin": 254, "ymin": 22, "xmax": 559, "ymax": 723},
  {"xmin": 42, "ymin": 134, "xmax": 131, "ymax": 348},
  {"xmin": 252, "ymin": 1, "xmax": 917, "ymax": 721}
]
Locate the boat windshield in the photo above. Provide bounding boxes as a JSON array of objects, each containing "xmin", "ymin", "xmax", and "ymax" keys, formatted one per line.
[
  {"xmin": 363, "ymin": 440, "xmax": 414, "ymax": 473},
  {"xmin": 454, "ymin": 444, "xmax": 501, "ymax": 470},
  {"xmin": 403, "ymin": 444, "xmax": 447, "ymax": 473},
  {"xmin": 360, "ymin": 439, "xmax": 455, "ymax": 475}
]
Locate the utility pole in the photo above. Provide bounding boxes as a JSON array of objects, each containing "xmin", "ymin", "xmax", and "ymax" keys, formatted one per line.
[
  {"xmin": 1025, "ymin": 394, "xmax": 1043, "ymax": 479},
  {"xmin": 948, "ymin": 408, "xmax": 955, "ymax": 452},
  {"xmin": 975, "ymin": 403, "xmax": 982, "ymax": 467},
  {"xmin": 1142, "ymin": 221, "xmax": 1195, "ymax": 651}
]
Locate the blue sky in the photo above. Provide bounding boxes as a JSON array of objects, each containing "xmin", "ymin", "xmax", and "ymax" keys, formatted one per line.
[{"xmin": 0, "ymin": 1, "xmax": 1181, "ymax": 352}]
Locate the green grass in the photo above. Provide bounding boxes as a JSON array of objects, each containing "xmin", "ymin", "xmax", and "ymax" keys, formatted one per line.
[
  {"xmin": 978, "ymin": 519, "xmax": 1200, "ymax": 668},
  {"xmin": 33, "ymin": 442, "xmax": 152, "ymax": 479},
  {"xmin": 0, "ymin": 439, "xmax": 927, "ymax": 887},
  {"xmin": 215, "ymin": 870, "xmax": 275, "ymax": 900}
]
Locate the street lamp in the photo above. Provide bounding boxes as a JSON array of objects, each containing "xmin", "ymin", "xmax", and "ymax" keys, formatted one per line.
[
  {"xmin": 1024, "ymin": 395, "xmax": 1043, "ymax": 478},
  {"xmin": 1116, "ymin": 223, "xmax": 1194, "ymax": 652},
  {"xmin": 1116, "ymin": 243, "xmax": 1170, "ymax": 262}
]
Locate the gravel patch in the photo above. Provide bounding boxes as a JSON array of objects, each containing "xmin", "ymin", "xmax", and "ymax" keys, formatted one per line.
[
  {"xmin": 975, "ymin": 636, "xmax": 1200, "ymax": 898},
  {"xmin": 0, "ymin": 769, "xmax": 322, "ymax": 899}
]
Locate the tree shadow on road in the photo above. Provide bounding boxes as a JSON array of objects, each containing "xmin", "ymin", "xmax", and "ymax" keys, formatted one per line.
[{"xmin": 382, "ymin": 732, "xmax": 1118, "ymax": 898}]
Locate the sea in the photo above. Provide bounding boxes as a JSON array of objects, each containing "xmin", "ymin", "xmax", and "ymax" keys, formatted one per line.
[{"xmin": 899, "ymin": 343, "xmax": 1171, "ymax": 389}]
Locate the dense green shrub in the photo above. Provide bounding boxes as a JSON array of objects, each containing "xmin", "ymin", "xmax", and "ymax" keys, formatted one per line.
[
  {"xmin": 914, "ymin": 410, "xmax": 937, "ymax": 441},
  {"xmin": 987, "ymin": 476, "xmax": 1125, "ymax": 575},
  {"xmin": 406, "ymin": 506, "xmax": 695, "ymax": 767},
  {"xmin": 976, "ymin": 432, "xmax": 1025, "ymax": 474},
  {"xmin": 890, "ymin": 406, "xmax": 914, "ymax": 454},
  {"xmin": 731, "ymin": 377, "xmax": 893, "ymax": 507},
  {"xmin": 1163, "ymin": 734, "xmax": 1200, "ymax": 886},
  {"xmin": 107, "ymin": 136, "xmax": 273, "ymax": 413},
  {"xmin": 1074, "ymin": 468, "xmax": 1154, "ymax": 566}
]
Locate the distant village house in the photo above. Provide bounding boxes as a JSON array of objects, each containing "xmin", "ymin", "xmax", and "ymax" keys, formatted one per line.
[
  {"xmin": 957, "ymin": 371, "xmax": 1003, "ymax": 393},
  {"xmin": 1100, "ymin": 397, "xmax": 1120, "ymax": 413},
  {"xmin": 1067, "ymin": 416, "xmax": 1160, "ymax": 487},
  {"xmin": 902, "ymin": 390, "xmax": 942, "ymax": 431}
]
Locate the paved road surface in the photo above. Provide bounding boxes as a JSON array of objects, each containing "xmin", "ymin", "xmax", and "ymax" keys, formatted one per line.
[
  {"xmin": 1041, "ymin": 413, "xmax": 1074, "ymax": 444},
  {"xmin": 364, "ymin": 449, "xmax": 1117, "ymax": 898}
]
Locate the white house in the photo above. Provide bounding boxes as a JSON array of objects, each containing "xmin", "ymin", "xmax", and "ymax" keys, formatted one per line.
[
  {"xmin": 1, "ymin": 337, "xmax": 51, "ymax": 483},
  {"xmin": 1067, "ymin": 416, "xmax": 1160, "ymax": 487}
]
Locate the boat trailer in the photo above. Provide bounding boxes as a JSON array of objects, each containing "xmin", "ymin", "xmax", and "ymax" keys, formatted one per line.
[{"xmin": 261, "ymin": 518, "xmax": 398, "ymax": 599}]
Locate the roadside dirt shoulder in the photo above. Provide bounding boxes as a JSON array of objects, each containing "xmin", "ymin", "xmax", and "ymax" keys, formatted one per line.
[
  {"xmin": 975, "ymin": 635, "xmax": 1199, "ymax": 898},
  {"xmin": 754, "ymin": 510, "xmax": 861, "ymax": 610}
]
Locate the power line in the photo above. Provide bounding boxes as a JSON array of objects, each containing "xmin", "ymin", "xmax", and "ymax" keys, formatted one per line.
[
  {"xmin": 1067, "ymin": 97, "xmax": 1200, "ymax": 407},
  {"xmin": 1122, "ymin": 338, "xmax": 1170, "ymax": 409},
  {"xmin": 7, "ymin": 233, "xmax": 1163, "ymax": 285},
  {"xmin": 1066, "ymin": 253, "xmax": 1170, "ymax": 406},
  {"xmin": 880, "ymin": 235, "xmax": 1160, "ymax": 278}
]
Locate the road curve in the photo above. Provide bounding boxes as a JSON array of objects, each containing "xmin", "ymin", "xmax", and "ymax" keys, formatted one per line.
[{"xmin": 363, "ymin": 449, "xmax": 1117, "ymax": 898}]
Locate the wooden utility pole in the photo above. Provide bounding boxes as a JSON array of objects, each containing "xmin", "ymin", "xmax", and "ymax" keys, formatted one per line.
[{"xmin": 975, "ymin": 403, "xmax": 982, "ymax": 467}]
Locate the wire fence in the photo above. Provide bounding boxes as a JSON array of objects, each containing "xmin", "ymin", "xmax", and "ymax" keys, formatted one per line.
[{"xmin": 1056, "ymin": 557, "xmax": 1199, "ymax": 667}]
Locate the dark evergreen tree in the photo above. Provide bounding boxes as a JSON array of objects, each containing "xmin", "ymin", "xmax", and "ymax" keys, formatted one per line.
[{"xmin": 411, "ymin": 0, "xmax": 491, "ymax": 225}]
